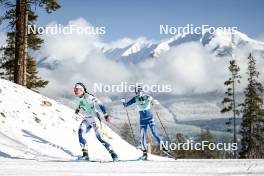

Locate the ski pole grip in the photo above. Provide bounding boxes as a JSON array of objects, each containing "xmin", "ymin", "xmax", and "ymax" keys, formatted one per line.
[{"xmin": 121, "ymin": 98, "xmax": 126, "ymax": 103}]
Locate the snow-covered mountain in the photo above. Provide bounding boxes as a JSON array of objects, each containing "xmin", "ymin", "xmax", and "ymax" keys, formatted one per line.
[
  {"xmin": 0, "ymin": 79, "xmax": 172, "ymax": 161},
  {"xmin": 37, "ymin": 29, "xmax": 264, "ymax": 69},
  {"xmin": 103, "ymin": 30, "xmax": 264, "ymax": 64}
]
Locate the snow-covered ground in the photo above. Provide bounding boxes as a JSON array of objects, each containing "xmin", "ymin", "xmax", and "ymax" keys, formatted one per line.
[
  {"xmin": 1, "ymin": 79, "xmax": 263, "ymax": 176},
  {"xmin": 0, "ymin": 78, "xmax": 166, "ymax": 161},
  {"xmin": 0, "ymin": 158, "xmax": 263, "ymax": 176}
]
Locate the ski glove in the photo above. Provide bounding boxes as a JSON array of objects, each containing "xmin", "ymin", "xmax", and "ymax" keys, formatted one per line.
[
  {"xmin": 104, "ymin": 113, "xmax": 112, "ymax": 122},
  {"xmin": 75, "ymin": 108, "xmax": 80, "ymax": 114},
  {"xmin": 121, "ymin": 98, "xmax": 126, "ymax": 107}
]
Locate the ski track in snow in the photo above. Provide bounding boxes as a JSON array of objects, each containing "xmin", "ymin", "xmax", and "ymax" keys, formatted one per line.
[{"xmin": 0, "ymin": 158, "xmax": 263, "ymax": 176}]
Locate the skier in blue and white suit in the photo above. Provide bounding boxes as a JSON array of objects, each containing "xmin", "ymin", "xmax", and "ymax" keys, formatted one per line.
[
  {"xmin": 121, "ymin": 86, "xmax": 166, "ymax": 160},
  {"xmin": 74, "ymin": 82, "xmax": 118, "ymax": 161}
]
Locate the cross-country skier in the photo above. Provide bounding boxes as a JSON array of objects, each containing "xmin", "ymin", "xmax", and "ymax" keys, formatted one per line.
[
  {"xmin": 121, "ymin": 86, "xmax": 168, "ymax": 160},
  {"xmin": 74, "ymin": 82, "xmax": 118, "ymax": 161}
]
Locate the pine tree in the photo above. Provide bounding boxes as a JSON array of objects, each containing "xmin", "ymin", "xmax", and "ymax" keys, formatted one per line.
[
  {"xmin": 0, "ymin": 32, "xmax": 15, "ymax": 81},
  {"xmin": 173, "ymin": 133, "xmax": 187, "ymax": 158},
  {"xmin": 26, "ymin": 56, "xmax": 48, "ymax": 90},
  {"xmin": 0, "ymin": 0, "xmax": 60, "ymax": 88},
  {"xmin": 254, "ymin": 115, "xmax": 264, "ymax": 157},
  {"xmin": 221, "ymin": 59, "xmax": 241, "ymax": 158},
  {"xmin": 240, "ymin": 53, "xmax": 264, "ymax": 158},
  {"xmin": 197, "ymin": 128, "xmax": 219, "ymax": 159}
]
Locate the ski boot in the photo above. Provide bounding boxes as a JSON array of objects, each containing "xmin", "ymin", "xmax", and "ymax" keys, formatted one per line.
[
  {"xmin": 78, "ymin": 148, "xmax": 89, "ymax": 160},
  {"xmin": 161, "ymin": 146, "xmax": 170, "ymax": 153},
  {"xmin": 109, "ymin": 149, "xmax": 119, "ymax": 161},
  {"xmin": 161, "ymin": 146, "xmax": 177, "ymax": 160},
  {"xmin": 139, "ymin": 150, "xmax": 148, "ymax": 160}
]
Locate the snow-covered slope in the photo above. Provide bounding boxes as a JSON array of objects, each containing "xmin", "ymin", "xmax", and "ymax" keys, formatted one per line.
[{"xmin": 0, "ymin": 79, "xmax": 171, "ymax": 161}]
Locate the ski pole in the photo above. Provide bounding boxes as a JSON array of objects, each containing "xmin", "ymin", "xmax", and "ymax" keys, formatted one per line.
[
  {"xmin": 125, "ymin": 108, "xmax": 137, "ymax": 146},
  {"xmin": 155, "ymin": 111, "xmax": 172, "ymax": 143}
]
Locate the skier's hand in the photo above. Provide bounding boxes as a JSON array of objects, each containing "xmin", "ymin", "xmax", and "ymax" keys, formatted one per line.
[
  {"xmin": 152, "ymin": 99, "xmax": 159, "ymax": 105},
  {"xmin": 121, "ymin": 98, "xmax": 126, "ymax": 103},
  {"xmin": 75, "ymin": 108, "xmax": 80, "ymax": 114},
  {"xmin": 104, "ymin": 114, "xmax": 112, "ymax": 122},
  {"xmin": 121, "ymin": 98, "xmax": 126, "ymax": 107}
]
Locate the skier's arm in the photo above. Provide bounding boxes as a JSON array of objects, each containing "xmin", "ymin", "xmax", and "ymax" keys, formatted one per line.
[
  {"xmin": 149, "ymin": 96, "xmax": 159, "ymax": 105},
  {"xmin": 150, "ymin": 97, "xmax": 159, "ymax": 105},
  {"xmin": 93, "ymin": 97, "xmax": 107, "ymax": 115},
  {"xmin": 93, "ymin": 97, "xmax": 112, "ymax": 122},
  {"xmin": 122, "ymin": 97, "xmax": 136, "ymax": 107}
]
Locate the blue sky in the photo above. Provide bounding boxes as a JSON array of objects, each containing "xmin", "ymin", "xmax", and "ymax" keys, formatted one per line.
[{"xmin": 2, "ymin": 0, "xmax": 264, "ymax": 42}]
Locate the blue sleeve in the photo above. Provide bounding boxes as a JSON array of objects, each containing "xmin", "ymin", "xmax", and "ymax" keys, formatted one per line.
[
  {"xmin": 123, "ymin": 97, "xmax": 136, "ymax": 107},
  {"xmin": 98, "ymin": 103, "xmax": 107, "ymax": 114}
]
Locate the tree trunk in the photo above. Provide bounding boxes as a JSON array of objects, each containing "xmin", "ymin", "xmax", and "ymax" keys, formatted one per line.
[
  {"xmin": 232, "ymin": 76, "xmax": 237, "ymax": 159},
  {"xmin": 23, "ymin": 6, "xmax": 28, "ymax": 86},
  {"xmin": 14, "ymin": 0, "xmax": 27, "ymax": 85}
]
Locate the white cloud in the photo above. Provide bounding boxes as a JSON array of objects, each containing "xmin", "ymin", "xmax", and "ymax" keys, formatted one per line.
[
  {"xmin": 37, "ymin": 18, "xmax": 132, "ymax": 99},
  {"xmin": 39, "ymin": 52, "xmax": 132, "ymax": 99},
  {"xmin": 37, "ymin": 18, "xmax": 101, "ymax": 63},
  {"xmin": 34, "ymin": 18, "xmax": 264, "ymax": 100},
  {"xmin": 131, "ymin": 42, "xmax": 229, "ymax": 94},
  {"xmin": 1, "ymin": 19, "xmax": 264, "ymax": 101}
]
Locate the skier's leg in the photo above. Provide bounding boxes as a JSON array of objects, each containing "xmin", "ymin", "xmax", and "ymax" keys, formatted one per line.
[
  {"xmin": 94, "ymin": 123, "xmax": 118, "ymax": 161},
  {"xmin": 149, "ymin": 118, "xmax": 172, "ymax": 155},
  {"xmin": 78, "ymin": 120, "xmax": 91, "ymax": 146},
  {"xmin": 95, "ymin": 130, "xmax": 111, "ymax": 150},
  {"xmin": 140, "ymin": 123, "xmax": 148, "ymax": 151},
  {"xmin": 78, "ymin": 120, "xmax": 91, "ymax": 160},
  {"xmin": 140, "ymin": 120, "xmax": 148, "ymax": 160},
  {"xmin": 149, "ymin": 118, "xmax": 161, "ymax": 144}
]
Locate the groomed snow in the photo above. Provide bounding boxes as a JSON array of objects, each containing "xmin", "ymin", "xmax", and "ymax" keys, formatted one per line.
[{"xmin": 0, "ymin": 158, "xmax": 263, "ymax": 176}]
